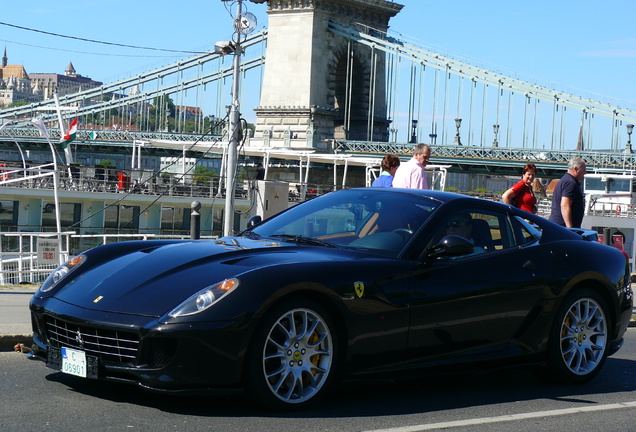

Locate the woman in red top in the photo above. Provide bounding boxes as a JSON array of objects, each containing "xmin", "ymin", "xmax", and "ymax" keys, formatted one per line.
[{"xmin": 502, "ymin": 163, "xmax": 537, "ymax": 213}]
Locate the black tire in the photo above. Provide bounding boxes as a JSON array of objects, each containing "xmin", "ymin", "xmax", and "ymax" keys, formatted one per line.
[
  {"xmin": 246, "ymin": 298, "xmax": 338, "ymax": 410},
  {"xmin": 546, "ymin": 288, "xmax": 610, "ymax": 384}
]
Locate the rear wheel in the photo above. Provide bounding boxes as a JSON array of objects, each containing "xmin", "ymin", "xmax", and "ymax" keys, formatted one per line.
[
  {"xmin": 246, "ymin": 299, "xmax": 337, "ymax": 410},
  {"xmin": 547, "ymin": 288, "xmax": 609, "ymax": 384}
]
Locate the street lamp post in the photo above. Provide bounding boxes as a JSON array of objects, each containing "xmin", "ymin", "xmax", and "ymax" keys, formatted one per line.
[
  {"xmin": 492, "ymin": 124, "xmax": 500, "ymax": 147},
  {"xmin": 453, "ymin": 118, "xmax": 462, "ymax": 145},
  {"xmin": 410, "ymin": 119, "xmax": 418, "ymax": 143},
  {"xmin": 222, "ymin": 0, "xmax": 244, "ymax": 237},
  {"xmin": 625, "ymin": 124, "xmax": 634, "ymax": 154}
]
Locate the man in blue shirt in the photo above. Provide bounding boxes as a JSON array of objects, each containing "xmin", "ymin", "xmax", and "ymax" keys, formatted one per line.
[{"xmin": 549, "ymin": 157, "xmax": 587, "ymax": 228}]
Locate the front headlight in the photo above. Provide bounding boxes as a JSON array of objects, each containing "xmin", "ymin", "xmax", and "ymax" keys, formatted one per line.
[
  {"xmin": 169, "ymin": 278, "xmax": 239, "ymax": 317},
  {"xmin": 39, "ymin": 255, "xmax": 86, "ymax": 293}
]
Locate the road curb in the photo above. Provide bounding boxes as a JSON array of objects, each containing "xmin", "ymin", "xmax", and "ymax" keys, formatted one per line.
[{"xmin": 0, "ymin": 334, "xmax": 33, "ymax": 352}]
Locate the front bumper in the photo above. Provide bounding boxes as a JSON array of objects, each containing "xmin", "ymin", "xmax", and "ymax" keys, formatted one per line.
[{"xmin": 30, "ymin": 297, "xmax": 253, "ymax": 395}]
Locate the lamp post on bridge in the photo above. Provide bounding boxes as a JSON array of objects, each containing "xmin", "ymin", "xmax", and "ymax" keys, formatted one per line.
[
  {"xmin": 625, "ymin": 124, "xmax": 634, "ymax": 154},
  {"xmin": 410, "ymin": 119, "xmax": 418, "ymax": 143},
  {"xmin": 453, "ymin": 118, "xmax": 462, "ymax": 145},
  {"xmin": 492, "ymin": 124, "xmax": 500, "ymax": 147}
]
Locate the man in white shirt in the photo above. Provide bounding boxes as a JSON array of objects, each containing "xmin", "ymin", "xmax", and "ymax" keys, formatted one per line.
[{"xmin": 392, "ymin": 143, "xmax": 431, "ymax": 189}]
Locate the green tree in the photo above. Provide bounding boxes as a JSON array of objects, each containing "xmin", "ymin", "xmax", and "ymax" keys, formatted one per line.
[
  {"xmin": 474, "ymin": 187, "xmax": 488, "ymax": 197},
  {"xmin": 9, "ymin": 100, "xmax": 29, "ymax": 108},
  {"xmin": 151, "ymin": 96, "xmax": 175, "ymax": 131},
  {"xmin": 193, "ymin": 165, "xmax": 217, "ymax": 185}
]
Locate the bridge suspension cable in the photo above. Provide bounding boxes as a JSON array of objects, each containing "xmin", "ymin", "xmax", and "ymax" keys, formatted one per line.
[
  {"xmin": 0, "ymin": 30, "xmax": 267, "ymax": 124},
  {"xmin": 329, "ymin": 21, "xmax": 636, "ymax": 151}
]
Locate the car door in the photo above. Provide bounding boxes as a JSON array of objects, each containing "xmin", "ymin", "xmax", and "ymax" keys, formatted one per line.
[{"xmin": 405, "ymin": 208, "xmax": 549, "ymax": 361}]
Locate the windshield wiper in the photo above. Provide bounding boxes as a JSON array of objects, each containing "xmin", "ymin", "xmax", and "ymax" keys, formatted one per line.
[
  {"xmin": 240, "ymin": 231, "xmax": 261, "ymax": 239},
  {"xmin": 268, "ymin": 234, "xmax": 338, "ymax": 248}
]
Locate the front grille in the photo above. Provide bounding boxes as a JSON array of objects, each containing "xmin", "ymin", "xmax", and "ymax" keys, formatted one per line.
[{"xmin": 45, "ymin": 316, "xmax": 140, "ymax": 366}]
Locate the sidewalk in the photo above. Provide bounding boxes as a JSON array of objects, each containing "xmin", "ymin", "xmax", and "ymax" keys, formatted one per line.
[{"xmin": 0, "ymin": 285, "xmax": 38, "ymax": 351}]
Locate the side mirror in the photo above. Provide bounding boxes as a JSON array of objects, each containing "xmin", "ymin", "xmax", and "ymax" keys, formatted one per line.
[
  {"xmin": 427, "ymin": 235, "xmax": 474, "ymax": 259},
  {"xmin": 247, "ymin": 215, "xmax": 262, "ymax": 228}
]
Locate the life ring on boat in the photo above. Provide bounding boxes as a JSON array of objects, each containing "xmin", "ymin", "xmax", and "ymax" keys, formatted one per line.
[
  {"xmin": 0, "ymin": 164, "xmax": 7, "ymax": 181},
  {"xmin": 615, "ymin": 205, "xmax": 621, "ymax": 215}
]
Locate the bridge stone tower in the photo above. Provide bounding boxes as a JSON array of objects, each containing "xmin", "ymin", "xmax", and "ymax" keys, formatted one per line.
[{"xmin": 252, "ymin": 0, "xmax": 403, "ymax": 150}]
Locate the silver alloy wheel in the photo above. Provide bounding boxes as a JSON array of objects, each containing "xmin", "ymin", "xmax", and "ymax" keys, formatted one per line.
[
  {"xmin": 559, "ymin": 297, "xmax": 607, "ymax": 376},
  {"xmin": 262, "ymin": 307, "xmax": 333, "ymax": 404}
]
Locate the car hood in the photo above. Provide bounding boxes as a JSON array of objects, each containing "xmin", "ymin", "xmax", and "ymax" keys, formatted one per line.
[{"xmin": 52, "ymin": 237, "xmax": 368, "ymax": 317}]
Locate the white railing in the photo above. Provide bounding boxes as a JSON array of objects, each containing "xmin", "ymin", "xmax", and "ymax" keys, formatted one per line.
[
  {"xmin": 585, "ymin": 194, "xmax": 636, "ymax": 218},
  {"xmin": 0, "ymin": 232, "xmax": 74, "ymax": 285},
  {"xmin": 0, "ymin": 232, "xmax": 219, "ymax": 285}
]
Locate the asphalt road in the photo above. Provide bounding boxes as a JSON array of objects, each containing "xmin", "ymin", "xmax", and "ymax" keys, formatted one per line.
[{"xmin": 1, "ymin": 329, "xmax": 635, "ymax": 432}]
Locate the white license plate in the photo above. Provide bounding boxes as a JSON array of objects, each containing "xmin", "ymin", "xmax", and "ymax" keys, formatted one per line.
[{"xmin": 61, "ymin": 347, "xmax": 87, "ymax": 378}]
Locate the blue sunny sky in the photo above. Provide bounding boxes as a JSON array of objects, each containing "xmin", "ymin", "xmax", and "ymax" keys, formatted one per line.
[{"xmin": 2, "ymin": 0, "xmax": 635, "ymax": 118}]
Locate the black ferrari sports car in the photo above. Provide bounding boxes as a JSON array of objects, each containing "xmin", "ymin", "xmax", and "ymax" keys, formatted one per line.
[{"xmin": 29, "ymin": 188, "xmax": 633, "ymax": 409}]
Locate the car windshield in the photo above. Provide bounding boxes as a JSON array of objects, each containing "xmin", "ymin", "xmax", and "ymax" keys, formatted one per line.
[{"xmin": 246, "ymin": 189, "xmax": 440, "ymax": 257}]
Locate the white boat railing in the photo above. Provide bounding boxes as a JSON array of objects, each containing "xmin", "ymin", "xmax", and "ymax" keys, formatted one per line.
[
  {"xmin": 0, "ymin": 232, "xmax": 219, "ymax": 285},
  {"xmin": 585, "ymin": 193, "xmax": 636, "ymax": 218},
  {"xmin": 0, "ymin": 231, "xmax": 73, "ymax": 285}
]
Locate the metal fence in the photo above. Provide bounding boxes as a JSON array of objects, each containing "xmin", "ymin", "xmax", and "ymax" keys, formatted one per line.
[
  {"xmin": 0, "ymin": 232, "xmax": 218, "ymax": 285},
  {"xmin": 0, "ymin": 232, "xmax": 73, "ymax": 285}
]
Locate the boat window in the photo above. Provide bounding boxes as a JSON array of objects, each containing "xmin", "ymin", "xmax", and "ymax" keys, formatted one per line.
[
  {"xmin": 584, "ymin": 176, "xmax": 632, "ymax": 194},
  {"xmin": 0, "ymin": 200, "xmax": 18, "ymax": 230},
  {"xmin": 42, "ymin": 202, "xmax": 81, "ymax": 230},
  {"xmin": 161, "ymin": 207, "xmax": 192, "ymax": 234},
  {"xmin": 104, "ymin": 205, "xmax": 140, "ymax": 233}
]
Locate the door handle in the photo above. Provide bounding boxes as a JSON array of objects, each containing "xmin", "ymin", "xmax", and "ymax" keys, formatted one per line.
[{"xmin": 522, "ymin": 260, "xmax": 536, "ymax": 271}]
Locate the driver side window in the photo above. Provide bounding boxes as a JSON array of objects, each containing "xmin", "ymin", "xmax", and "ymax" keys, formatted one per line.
[{"xmin": 432, "ymin": 210, "xmax": 513, "ymax": 258}]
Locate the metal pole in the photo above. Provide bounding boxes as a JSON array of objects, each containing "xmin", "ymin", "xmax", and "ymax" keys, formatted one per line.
[
  {"xmin": 190, "ymin": 201, "xmax": 201, "ymax": 240},
  {"xmin": 31, "ymin": 118, "xmax": 64, "ymax": 264},
  {"xmin": 53, "ymin": 93, "xmax": 74, "ymax": 165},
  {"xmin": 223, "ymin": 0, "xmax": 243, "ymax": 237}
]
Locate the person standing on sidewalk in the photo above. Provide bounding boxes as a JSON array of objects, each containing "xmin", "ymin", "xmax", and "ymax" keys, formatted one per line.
[
  {"xmin": 549, "ymin": 157, "xmax": 587, "ymax": 228},
  {"xmin": 372, "ymin": 154, "xmax": 401, "ymax": 187},
  {"xmin": 392, "ymin": 143, "xmax": 431, "ymax": 189},
  {"xmin": 502, "ymin": 163, "xmax": 538, "ymax": 213}
]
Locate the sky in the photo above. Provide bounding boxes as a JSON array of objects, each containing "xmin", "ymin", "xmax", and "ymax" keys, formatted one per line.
[{"xmin": 2, "ymin": 0, "xmax": 635, "ymax": 127}]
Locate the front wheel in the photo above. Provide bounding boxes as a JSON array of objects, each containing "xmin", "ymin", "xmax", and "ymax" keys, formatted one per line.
[
  {"xmin": 546, "ymin": 288, "xmax": 610, "ymax": 384},
  {"xmin": 246, "ymin": 299, "xmax": 337, "ymax": 410}
]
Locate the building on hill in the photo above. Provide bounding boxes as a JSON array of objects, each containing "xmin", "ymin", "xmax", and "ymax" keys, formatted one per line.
[
  {"xmin": 29, "ymin": 61, "xmax": 103, "ymax": 103},
  {"xmin": 0, "ymin": 48, "xmax": 42, "ymax": 107},
  {"xmin": 175, "ymin": 105, "xmax": 203, "ymax": 121}
]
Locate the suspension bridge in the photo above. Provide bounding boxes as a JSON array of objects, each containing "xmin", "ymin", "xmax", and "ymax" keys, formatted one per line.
[
  {"xmin": 1, "ymin": 2, "xmax": 636, "ymax": 176},
  {"xmin": 1, "ymin": 0, "xmax": 636, "ymax": 277}
]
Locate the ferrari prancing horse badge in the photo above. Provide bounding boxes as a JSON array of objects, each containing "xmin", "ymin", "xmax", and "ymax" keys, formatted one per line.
[{"xmin": 354, "ymin": 281, "xmax": 364, "ymax": 298}]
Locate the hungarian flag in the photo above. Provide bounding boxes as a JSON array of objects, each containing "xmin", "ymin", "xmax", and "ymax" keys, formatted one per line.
[{"xmin": 60, "ymin": 117, "xmax": 78, "ymax": 149}]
